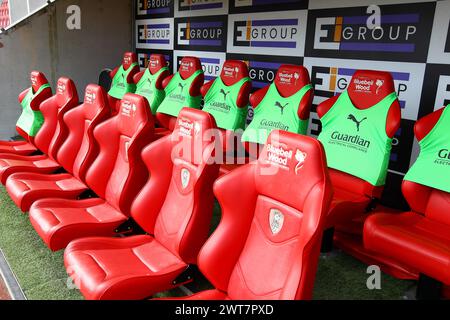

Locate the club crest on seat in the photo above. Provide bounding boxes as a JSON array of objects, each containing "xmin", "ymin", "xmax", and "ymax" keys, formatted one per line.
[
  {"xmin": 269, "ymin": 209, "xmax": 284, "ymax": 235},
  {"xmin": 181, "ymin": 168, "xmax": 190, "ymax": 189}
]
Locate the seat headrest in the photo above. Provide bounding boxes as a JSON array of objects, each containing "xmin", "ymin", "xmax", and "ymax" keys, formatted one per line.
[
  {"xmin": 274, "ymin": 65, "xmax": 310, "ymax": 98},
  {"xmin": 118, "ymin": 93, "xmax": 153, "ymax": 137},
  {"xmin": 148, "ymin": 54, "xmax": 167, "ymax": 75},
  {"xmin": 172, "ymin": 108, "xmax": 217, "ymax": 165},
  {"xmin": 83, "ymin": 84, "xmax": 108, "ymax": 120},
  {"xmin": 55, "ymin": 77, "xmax": 78, "ymax": 106},
  {"xmin": 256, "ymin": 130, "xmax": 327, "ymax": 210},
  {"xmin": 178, "ymin": 56, "xmax": 202, "ymax": 80},
  {"xmin": 122, "ymin": 52, "xmax": 138, "ymax": 70},
  {"xmin": 348, "ymin": 70, "xmax": 395, "ymax": 108},
  {"xmin": 220, "ymin": 60, "xmax": 249, "ymax": 86},
  {"xmin": 30, "ymin": 71, "xmax": 49, "ymax": 93}
]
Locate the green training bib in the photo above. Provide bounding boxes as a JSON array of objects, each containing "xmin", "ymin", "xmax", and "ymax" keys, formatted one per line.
[
  {"xmin": 16, "ymin": 83, "xmax": 51, "ymax": 137},
  {"xmin": 241, "ymin": 83, "xmax": 312, "ymax": 145},
  {"xmin": 135, "ymin": 67, "xmax": 169, "ymax": 114},
  {"xmin": 157, "ymin": 70, "xmax": 203, "ymax": 117},
  {"xmin": 405, "ymin": 105, "xmax": 450, "ymax": 193},
  {"xmin": 318, "ymin": 91, "xmax": 398, "ymax": 186},
  {"xmin": 108, "ymin": 63, "xmax": 138, "ymax": 99},
  {"xmin": 202, "ymin": 76, "xmax": 250, "ymax": 131}
]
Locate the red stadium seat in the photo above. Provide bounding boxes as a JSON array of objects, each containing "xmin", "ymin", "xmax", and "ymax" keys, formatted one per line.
[
  {"xmin": 171, "ymin": 131, "xmax": 332, "ymax": 300},
  {"xmin": 29, "ymin": 93, "xmax": 155, "ymax": 251},
  {"xmin": 5, "ymin": 85, "xmax": 111, "ymax": 211},
  {"xmin": 133, "ymin": 54, "xmax": 170, "ymax": 112},
  {"xmin": 156, "ymin": 57, "xmax": 204, "ymax": 131},
  {"xmin": 107, "ymin": 52, "xmax": 139, "ymax": 115},
  {"xmin": 0, "ymin": 71, "xmax": 52, "ymax": 155},
  {"xmin": 133, "ymin": 54, "xmax": 171, "ymax": 138},
  {"xmin": 364, "ymin": 106, "xmax": 450, "ymax": 299},
  {"xmin": 316, "ymin": 70, "xmax": 401, "ymax": 254},
  {"xmin": 64, "ymin": 108, "xmax": 219, "ymax": 300},
  {"xmin": 241, "ymin": 65, "xmax": 313, "ymax": 159},
  {"xmin": 0, "ymin": 78, "xmax": 79, "ymax": 184},
  {"xmin": 200, "ymin": 60, "xmax": 251, "ymax": 175}
]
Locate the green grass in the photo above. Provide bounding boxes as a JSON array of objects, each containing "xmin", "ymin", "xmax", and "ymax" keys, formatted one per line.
[
  {"xmin": 0, "ymin": 186, "xmax": 414, "ymax": 300},
  {"xmin": 0, "ymin": 186, "xmax": 83, "ymax": 300}
]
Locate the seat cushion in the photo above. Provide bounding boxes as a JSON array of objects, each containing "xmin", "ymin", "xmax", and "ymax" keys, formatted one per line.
[
  {"xmin": 5, "ymin": 172, "xmax": 88, "ymax": 211},
  {"xmin": 0, "ymin": 154, "xmax": 60, "ymax": 184},
  {"xmin": 364, "ymin": 211, "xmax": 450, "ymax": 285},
  {"xmin": 29, "ymin": 198, "xmax": 128, "ymax": 251},
  {"xmin": 64, "ymin": 235, "xmax": 187, "ymax": 300},
  {"xmin": 325, "ymin": 186, "xmax": 371, "ymax": 229},
  {"xmin": 0, "ymin": 141, "xmax": 37, "ymax": 156}
]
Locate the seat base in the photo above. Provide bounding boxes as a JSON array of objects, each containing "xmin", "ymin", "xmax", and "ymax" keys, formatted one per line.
[
  {"xmin": 29, "ymin": 198, "xmax": 128, "ymax": 251},
  {"xmin": 64, "ymin": 235, "xmax": 187, "ymax": 300},
  {"xmin": 0, "ymin": 154, "xmax": 60, "ymax": 184},
  {"xmin": 6, "ymin": 172, "xmax": 88, "ymax": 211},
  {"xmin": 335, "ymin": 231, "xmax": 419, "ymax": 280},
  {"xmin": 0, "ymin": 140, "xmax": 38, "ymax": 156},
  {"xmin": 364, "ymin": 211, "xmax": 450, "ymax": 285}
]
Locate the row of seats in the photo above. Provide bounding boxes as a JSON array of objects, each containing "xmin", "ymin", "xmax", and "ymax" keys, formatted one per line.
[
  {"xmin": 0, "ymin": 51, "xmax": 448, "ymax": 299},
  {"xmin": 0, "ymin": 75, "xmax": 331, "ymax": 299},
  {"xmin": 106, "ymin": 53, "xmax": 312, "ymax": 156}
]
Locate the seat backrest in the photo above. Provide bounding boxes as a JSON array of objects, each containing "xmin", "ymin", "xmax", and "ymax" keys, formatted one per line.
[
  {"xmin": 403, "ymin": 106, "xmax": 450, "ymax": 225},
  {"xmin": 202, "ymin": 60, "xmax": 251, "ymax": 132},
  {"xmin": 131, "ymin": 108, "xmax": 219, "ymax": 264},
  {"xmin": 199, "ymin": 130, "xmax": 333, "ymax": 300},
  {"xmin": 56, "ymin": 85, "xmax": 111, "ymax": 181},
  {"xmin": 220, "ymin": 60, "xmax": 249, "ymax": 86},
  {"xmin": 347, "ymin": 70, "xmax": 395, "ymax": 109},
  {"xmin": 178, "ymin": 56, "xmax": 202, "ymax": 80},
  {"xmin": 242, "ymin": 65, "xmax": 313, "ymax": 147},
  {"xmin": 274, "ymin": 65, "xmax": 311, "ymax": 98},
  {"xmin": 317, "ymin": 70, "xmax": 400, "ymax": 190},
  {"xmin": 148, "ymin": 54, "xmax": 167, "ymax": 75},
  {"xmin": 156, "ymin": 57, "xmax": 204, "ymax": 129},
  {"xmin": 33, "ymin": 78, "xmax": 79, "ymax": 160},
  {"xmin": 122, "ymin": 52, "xmax": 138, "ymax": 71},
  {"xmin": 85, "ymin": 93, "xmax": 155, "ymax": 215},
  {"xmin": 16, "ymin": 71, "xmax": 52, "ymax": 141},
  {"xmin": 30, "ymin": 71, "xmax": 49, "ymax": 94}
]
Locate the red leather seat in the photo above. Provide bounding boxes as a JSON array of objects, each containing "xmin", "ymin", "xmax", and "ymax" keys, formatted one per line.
[
  {"xmin": 0, "ymin": 78, "xmax": 79, "ymax": 184},
  {"xmin": 170, "ymin": 130, "xmax": 332, "ymax": 300},
  {"xmin": 5, "ymin": 85, "xmax": 111, "ymax": 211},
  {"xmin": 133, "ymin": 54, "xmax": 171, "ymax": 137},
  {"xmin": 107, "ymin": 52, "xmax": 139, "ymax": 115},
  {"xmin": 64, "ymin": 108, "xmax": 220, "ymax": 300},
  {"xmin": 133, "ymin": 54, "xmax": 170, "ymax": 89},
  {"xmin": 364, "ymin": 107, "xmax": 450, "ymax": 287},
  {"xmin": 200, "ymin": 60, "xmax": 251, "ymax": 175},
  {"xmin": 29, "ymin": 93, "xmax": 155, "ymax": 251},
  {"xmin": 243, "ymin": 65, "xmax": 313, "ymax": 158},
  {"xmin": 0, "ymin": 71, "xmax": 52, "ymax": 155},
  {"xmin": 315, "ymin": 70, "xmax": 402, "ymax": 259},
  {"xmin": 156, "ymin": 57, "xmax": 204, "ymax": 131}
]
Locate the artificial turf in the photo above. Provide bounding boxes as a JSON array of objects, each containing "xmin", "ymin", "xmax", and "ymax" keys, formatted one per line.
[{"xmin": 0, "ymin": 186, "xmax": 414, "ymax": 300}]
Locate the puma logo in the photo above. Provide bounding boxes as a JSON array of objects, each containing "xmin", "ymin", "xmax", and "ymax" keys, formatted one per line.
[
  {"xmin": 275, "ymin": 102, "xmax": 289, "ymax": 115},
  {"xmin": 147, "ymin": 78, "xmax": 152, "ymax": 86},
  {"xmin": 348, "ymin": 114, "xmax": 367, "ymax": 132},
  {"xmin": 178, "ymin": 83, "xmax": 186, "ymax": 93},
  {"xmin": 220, "ymin": 89, "xmax": 230, "ymax": 100}
]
